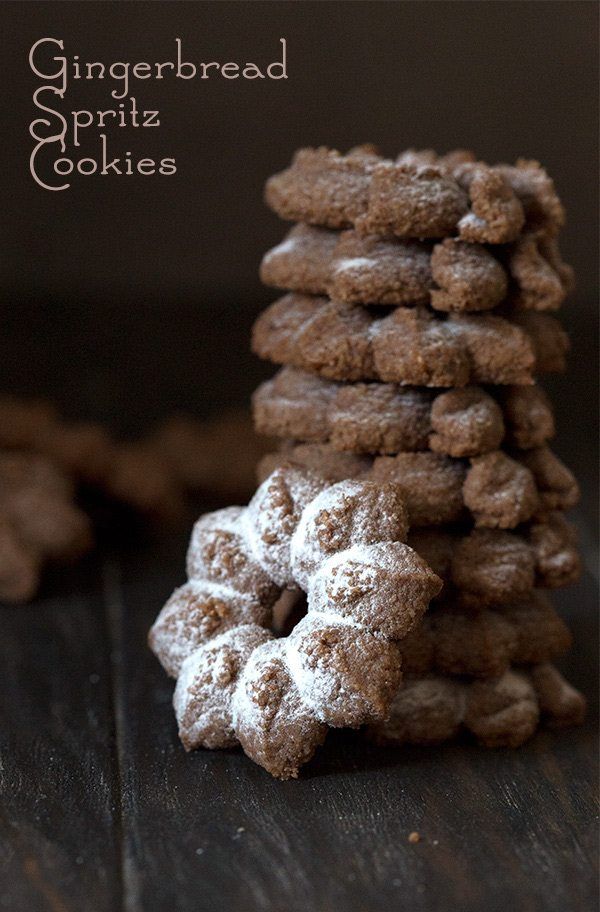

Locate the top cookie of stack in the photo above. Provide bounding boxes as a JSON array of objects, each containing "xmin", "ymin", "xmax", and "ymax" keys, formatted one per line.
[{"xmin": 254, "ymin": 145, "xmax": 573, "ymax": 388}]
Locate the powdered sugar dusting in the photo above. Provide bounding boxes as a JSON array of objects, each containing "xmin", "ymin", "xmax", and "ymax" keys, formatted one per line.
[
  {"xmin": 174, "ymin": 624, "xmax": 273, "ymax": 750},
  {"xmin": 149, "ymin": 578, "xmax": 271, "ymax": 679},
  {"xmin": 243, "ymin": 466, "xmax": 326, "ymax": 586},
  {"xmin": 150, "ymin": 464, "xmax": 440, "ymax": 775},
  {"xmin": 263, "ymin": 238, "xmax": 298, "ymax": 262},
  {"xmin": 333, "ymin": 256, "xmax": 376, "ymax": 272}
]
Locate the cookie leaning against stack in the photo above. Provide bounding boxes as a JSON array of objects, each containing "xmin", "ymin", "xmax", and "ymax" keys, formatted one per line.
[{"xmin": 252, "ymin": 144, "xmax": 584, "ymax": 751}]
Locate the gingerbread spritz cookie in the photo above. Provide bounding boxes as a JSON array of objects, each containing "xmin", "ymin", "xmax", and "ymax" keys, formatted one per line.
[
  {"xmin": 423, "ymin": 518, "xmax": 580, "ymax": 607},
  {"xmin": 410, "ymin": 521, "xmax": 580, "ymax": 607},
  {"xmin": 0, "ymin": 395, "xmax": 189, "ymax": 523},
  {"xmin": 0, "ymin": 452, "xmax": 93, "ymax": 602},
  {"xmin": 257, "ymin": 438, "xmax": 577, "ymax": 530},
  {"xmin": 261, "ymin": 225, "xmax": 437, "ymax": 307},
  {"xmin": 399, "ymin": 591, "xmax": 571, "ymax": 679},
  {"xmin": 252, "ymin": 294, "xmax": 567, "ymax": 386},
  {"xmin": 266, "ymin": 147, "xmax": 514, "ymax": 242},
  {"xmin": 256, "ymin": 445, "xmax": 581, "ymax": 605},
  {"xmin": 368, "ymin": 662, "xmax": 585, "ymax": 748},
  {"xmin": 149, "ymin": 465, "xmax": 441, "ymax": 778},
  {"xmin": 254, "ymin": 368, "xmax": 556, "ymax": 458},
  {"xmin": 265, "ymin": 147, "xmax": 566, "ymax": 242},
  {"xmin": 261, "ymin": 226, "xmax": 571, "ymax": 314}
]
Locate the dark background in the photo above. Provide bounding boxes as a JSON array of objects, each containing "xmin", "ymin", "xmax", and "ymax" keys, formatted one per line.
[
  {"xmin": 2, "ymin": 0, "xmax": 598, "ymax": 307},
  {"xmin": 1, "ymin": 1, "xmax": 598, "ymax": 423},
  {"xmin": 0, "ymin": 6, "xmax": 598, "ymax": 910}
]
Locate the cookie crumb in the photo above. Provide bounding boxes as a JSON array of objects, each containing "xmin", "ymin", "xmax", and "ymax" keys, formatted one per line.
[{"xmin": 408, "ymin": 831, "xmax": 421, "ymax": 844}]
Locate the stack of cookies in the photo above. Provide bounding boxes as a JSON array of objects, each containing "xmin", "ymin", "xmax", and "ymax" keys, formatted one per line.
[
  {"xmin": 251, "ymin": 146, "xmax": 585, "ymax": 752},
  {"xmin": 149, "ymin": 145, "xmax": 585, "ymax": 779}
]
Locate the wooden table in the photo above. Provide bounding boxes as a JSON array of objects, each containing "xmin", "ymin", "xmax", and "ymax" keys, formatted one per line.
[{"xmin": 0, "ymin": 510, "xmax": 597, "ymax": 912}]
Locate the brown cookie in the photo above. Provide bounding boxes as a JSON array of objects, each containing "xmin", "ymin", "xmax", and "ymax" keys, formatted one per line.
[
  {"xmin": 372, "ymin": 449, "xmax": 545, "ymax": 530},
  {"xmin": 253, "ymin": 294, "xmax": 556, "ymax": 386},
  {"xmin": 355, "ymin": 163, "xmax": 470, "ymax": 238},
  {"xmin": 175, "ymin": 624, "xmax": 275, "ymax": 750},
  {"xmin": 252, "ymin": 367, "xmax": 339, "ymax": 443},
  {"xmin": 370, "ymin": 452, "xmax": 467, "ymax": 525},
  {"xmin": 371, "ymin": 307, "xmax": 472, "ymax": 386},
  {"xmin": 265, "ymin": 148, "xmax": 472, "ymax": 238},
  {"xmin": 289, "ymin": 479, "xmax": 409, "ymax": 591},
  {"xmin": 496, "ymin": 159, "xmax": 565, "ymax": 237},
  {"xmin": 306, "ymin": 541, "xmax": 438, "ymax": 642},
  {"xmin": 243, "ymin": 465, "xmax": 327, "ymax": 587},
  {"xmin": 260, "ymin": 223, "xmax": 338, "ymax": 296},
  {"xmin": 500, "ymin": 592, "xmax": 572, "ymax": 665},
  {"xmin": 265, "ymin": 147, "xmax": 566, "ymax": 243},
  {"xmin": 446, "ymin": 312, "xmax": 537, "ymax": 385},
  {"xmin": 253, "ymin": 294, "xmax": 375, "ymax": 381},
  {"xmin": 450, "ymin": 528, "xmax": 536, "ymax": 606},
  {"xmin": 399, "ymin": 591, "xmax": 571, "ymax": 678},
  {"xmin": 0, "ymin": 452, "xmax": 93, "ymax": 601},
  {"xmin": 264, "ymin": 146, "xmax": 378, "ymax": 229},
  {"xmin": 450, "ymin": 155, "xmax": 563, "ymax": 238},
  {"xmin": 368, "ymin": 673, "xmax": 466, "ymax": 746},
  {"xmin": 368, "ymin": 663, "xmax": 584, "ymax": 749},
  {"xmin": 330, "ymin": 231, "xmax": 433, "ymax": 305},
  {"xmin": 463, "ymin": 671, "xmax": 540, "ymax": 747},
  {"xmin": 262, "ymin": 226, "xmax": 434, "ymax": 306},
  {"xmin": 286, "ymin": 612, "xmax": 403, "ymax": 727},
  {"xmin": 258, "ymin": 440, "xmax": 570, "ymax": 532},
  {"xmin": 186, "ymin": 506, "xmax": 281, "ymax": 605},
  {"xmin": 529, "ymin": 663, "xmax": 587, "ymax": 729},
  {"xmin": 263, "ymin": 226, "xmax": 545, "ymax": 316},
  {"xmin": 416, "ymin": 516, "xmax": 581, "ymax": 604},
  {"xmin": 255, "ymin": 371, "xmax": 555, "ymax": 460},
  {"xmin": 328, "ymin": 383, "xmax": 433, "ymax": 453},
  {"xmin": 233, "ymin": 637, "xmax": 328, "ymax": 779},
  {"xmin": 148, "ymin": 581, "xmax": 273, "ymax": 679},
  {"xmin": 153, "ymin": 466, "xmax": 442, "ymax": 778}
]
